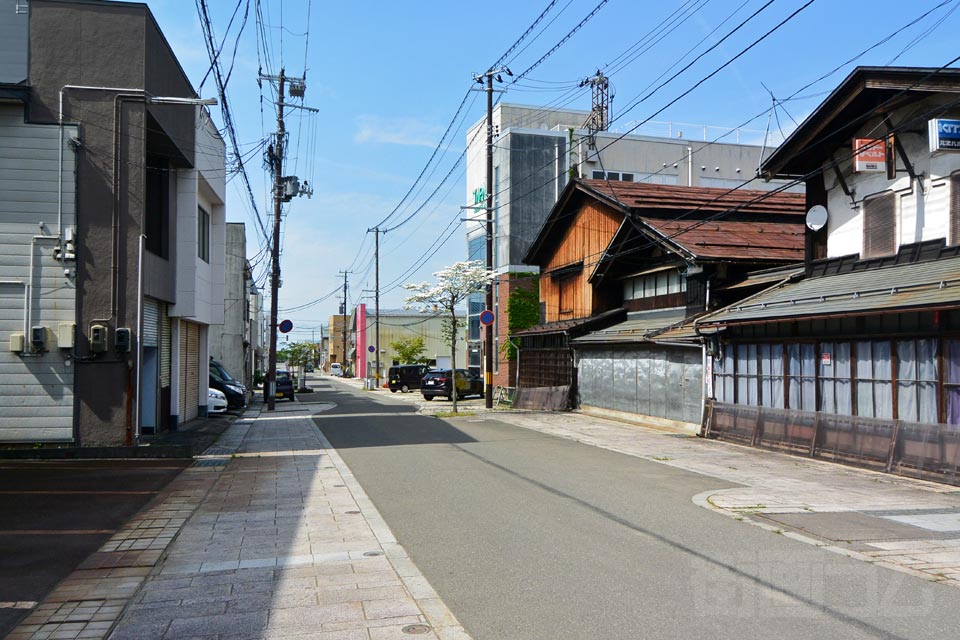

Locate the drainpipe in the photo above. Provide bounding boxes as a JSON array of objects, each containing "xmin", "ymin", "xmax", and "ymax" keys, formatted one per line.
[
  {"xmin": 687, "ymin": 146, "xmax": 693, "ymax": 186},
  {"xmin": 134, "ymin": 234, "xmax": 144, "ymax": 442}
]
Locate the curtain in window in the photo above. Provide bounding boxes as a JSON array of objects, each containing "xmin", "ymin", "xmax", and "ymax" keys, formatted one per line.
[
  {"xmin": 857, "ymin": 341, "xmax": 893, "ymax": 419},
  {"xmin": 759, "ymin": 344, "xmax": 784, "ymax": 408},
  {"xmin": 946, "ymin": 341, "xmax": 960, "ymax": 426},
  {"xmin": 897, "ymin": 339, "xmax": 938, "ymax": 424},
  {"xmin": 788, "ymin": 344, "xmax": 816, "ymax": 411},
  {"xmin": 819, "ymin": 342, "xmax": 852, "ymax": 416}
]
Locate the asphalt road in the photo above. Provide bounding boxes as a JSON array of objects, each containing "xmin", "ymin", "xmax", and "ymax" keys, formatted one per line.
[
  {"xmin": 0, "ymin": 459, "xmax": 189, "ymax": 637},
  {"xmin": 313, "ymin": 378, "xmax": 960, "ymax": 640}
]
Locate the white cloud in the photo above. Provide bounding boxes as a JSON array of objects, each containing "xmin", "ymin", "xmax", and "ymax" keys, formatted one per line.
[{"xmin": 354, "ymin": 115, "xmax": 444, "ymax": 148}]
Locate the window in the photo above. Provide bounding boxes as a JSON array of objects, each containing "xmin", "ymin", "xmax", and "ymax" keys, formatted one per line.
[
  {"xmin": 862, "ymin": 191, "xmax": 896, "ymax": 258},
  {"xmin": 622, "ymin": 270, "xmax": 687, "ymax": 300},
  {"xmin": 713, "ymin": 348, "xmax": 735, "ymax": 403},
  {"xmin": 946, "ymin": 340, "xmax": 960, "ymax": 426},
  {"xmin": 198, "ymin": 207, "xmax": 210, "ymax": 263},
  {"xmin": 592, "ymin": 170, "xmax": 604, "ymax": 179},
  {"xmin": 819, "ymin": 342, "xmax": 852, "ymax": 416},
  {"xmin": 590, "ymin": 170, "xmax": 633, "ymax": 182},
  {"xmin": 897, "ymin": 339, "xmax": 938, "ymax": 423},
  {"xmin": 759, "ymin": 344, "xmax": 784, "ymax": 408},
  {"xmin": 855, "ymin": 341, "xmax": 893, "ymax": 419},
  {"xmin": 144, "ymin": 155, "xmax": 169, "ymax": 258},
  {"xmin": 736, "ymin": 344, "xmax": 759, "ymax": 406},
  {"xmin": 787, "ymin": 344, "xmax": 816, "ymax": 411},
  {"xmin": 621, "ymin": 173, "xmax": 634, "ymax": 182}
]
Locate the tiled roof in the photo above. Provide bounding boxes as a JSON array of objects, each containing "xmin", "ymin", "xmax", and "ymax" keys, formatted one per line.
[
  {"xmin": 697, "ymin": 252, "xmax": 960, "ymax": 328},
  {"xmin": 582, "ymin": 179, "xmax": 806, "ymax": 216},
  {"xmin": 638, "ymin": 217, "xmax": 805, "ymax": 261},
  {"xmin": 572, "ymin": 309, "xmax": 691, "ymax": 345},
  {"xmin": 512, "ymin": 308, "xmax": 626, "ymax": 338}
]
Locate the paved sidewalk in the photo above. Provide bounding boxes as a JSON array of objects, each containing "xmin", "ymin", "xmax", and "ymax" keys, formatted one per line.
[{"xmin": 9, "ymin": 403, "xmax": 469, "ymax": 640}]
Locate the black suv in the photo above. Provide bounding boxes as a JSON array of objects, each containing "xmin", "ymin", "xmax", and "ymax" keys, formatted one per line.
[
  {"xmin": 388, "ymin": 364, "xmax": 429, "ymax": 393},
  {"xmin": 420, "ymin": 369, "xmax": 484, "ymax": 401},
  {"xmin": 271, "ymin": 370, "xmax": 295, "ymax": 402},
  {"xmin": 209, "ymin": 360, "xmax": 247, "ymax": 410}
]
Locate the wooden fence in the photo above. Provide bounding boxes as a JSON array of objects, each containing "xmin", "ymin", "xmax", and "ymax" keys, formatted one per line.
[{"xmin": 702, "ymin": 401, "xmax": 960, "ymax": 485}]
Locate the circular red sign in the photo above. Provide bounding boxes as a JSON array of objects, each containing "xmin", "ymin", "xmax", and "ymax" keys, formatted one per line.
[
  {"xmin": 479, "ymin": 310, "xmax": 495, "ymax": 326},
  {"xmin": 279, "ymin": 319, "xmax": 293, "ymax": 334}
]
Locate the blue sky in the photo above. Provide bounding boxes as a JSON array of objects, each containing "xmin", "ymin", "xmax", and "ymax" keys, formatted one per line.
[{"xmin": 142, "ymin": 0, "xmax": 960, "ymax": 339}]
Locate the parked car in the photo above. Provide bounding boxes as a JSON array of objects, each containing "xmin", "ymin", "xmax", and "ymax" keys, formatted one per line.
[
  {"xmin": 420, "ymin": 369, "xmax": 484, "ymax": 401},
  {"xmin": 207, "ymin": 388, "xmax": 227, "ymax": 414},
  {"xmin": 305, "ymin": 363, "xmax": 314, "ymax": 373},
  {"xmin": 329, "ymin": 362, "xmax": 343, "ymax": 377},
  {"xmin": 209, "ymin": 359, "xmax": 249, "ymax": 409},
  {"xmin": 272, "ymin": 370, "xmax": 295, "ymax": 402},
  {"xmin": 210, "ymin": 369, "xmax": 247, "ymax": 410},
  {"xmin": 389, "ymin": 364, "xmax": 430, "ymax": 393}
]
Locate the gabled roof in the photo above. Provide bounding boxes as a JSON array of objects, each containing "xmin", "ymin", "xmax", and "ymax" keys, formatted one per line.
[
  {"xmin": 761, "ymin": 66, "xmax": 960, "ymax": 178},
  {"xmin": 524, "ymin": 178, "xmax": 805, "ymax": 268}
]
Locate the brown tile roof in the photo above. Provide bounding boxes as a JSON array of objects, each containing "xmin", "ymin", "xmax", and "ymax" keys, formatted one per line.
[
  {"xmin": 638, "ymin": 217, "xmax": 805, "ymax": 261},
  {"xmin": 582, "ymin": 179, "xmax": 806, "ymax": 216}
]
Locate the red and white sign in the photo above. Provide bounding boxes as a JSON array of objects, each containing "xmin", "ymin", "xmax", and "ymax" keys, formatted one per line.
[
  {"xmin": 821, "ymin": 352, "xmax": 832, "ymax": 367},
  {"xmin": 853, "ymin": 138, "xmax": 886, "ymax": 173}
]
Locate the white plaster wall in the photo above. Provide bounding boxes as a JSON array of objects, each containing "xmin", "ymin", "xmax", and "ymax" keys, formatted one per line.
[{"xmin": 824, "ymin": 96, "xmax": 960, "ymax": 257}]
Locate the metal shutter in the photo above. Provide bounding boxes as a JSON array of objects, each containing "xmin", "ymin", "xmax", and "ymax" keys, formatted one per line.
[
  {"xmin": 160, "ymin": 307, "xmax": 171, "ymax": 388},
  {"xmin": 863, "ymin": 191, "xmax": 896, "ymax": 258},
  {"xmin": 143, "ymin": 299, "xmax": 159, "ymax": 347},
  {"xmin": 179, "ymin": 321, "xmax": 200, "ymax": 423}
]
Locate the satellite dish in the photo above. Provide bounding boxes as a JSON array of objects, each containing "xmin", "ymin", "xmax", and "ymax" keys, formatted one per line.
[{"xmin": 806, "ymin": 205, "xmax": 828, "ymax": 232}]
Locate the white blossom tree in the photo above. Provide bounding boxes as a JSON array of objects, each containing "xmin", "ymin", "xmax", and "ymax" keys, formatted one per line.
[{"xmin": 404, "ymin": 260, "xmax": 492, "ymax": 413}]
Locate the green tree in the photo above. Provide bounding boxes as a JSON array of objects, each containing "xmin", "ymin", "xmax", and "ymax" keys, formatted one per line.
[
  {"xmin": 390, "ymin": 336, "xmax": 428, "ymax": 364},
  {"xmin": 285, "ymin": 341, "xmax": 315, "ymax": 391}
]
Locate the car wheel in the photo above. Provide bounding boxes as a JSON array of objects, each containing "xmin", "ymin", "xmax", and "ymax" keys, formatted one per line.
[
  {"xmin": 390, "ymin": 389, "xmax": 397, "ymax": 393},
  {"xmin": 423, "ymin": 396, "xmax": 433, "ymax": 402}
]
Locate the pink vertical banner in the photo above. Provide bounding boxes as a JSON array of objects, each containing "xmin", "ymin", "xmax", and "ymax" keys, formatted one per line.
[{"xmin": 356, "ymin": 304, "xmax": 367, "ymax": 378}]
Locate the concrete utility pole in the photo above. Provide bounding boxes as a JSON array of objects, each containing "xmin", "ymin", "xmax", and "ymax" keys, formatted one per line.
[
  {"xmin": 260, "ymin": 68, "xmax": 317, "ymax": 410},
  {"xmin": 368, "ymin": 227, "xmax": 382, "ymax": 389},
  {"xmin": 473, "ymin": 65, "xmax": 511, "ymax": 409},
  {"xmin": 338, "ymin": 270, "xmax": 349, "ymax": 375}
]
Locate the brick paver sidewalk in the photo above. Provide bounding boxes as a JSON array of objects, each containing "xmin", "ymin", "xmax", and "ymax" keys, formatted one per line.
[{"xmin": 10, "ymin": 404, "xmax": 469, "ymax": 640}]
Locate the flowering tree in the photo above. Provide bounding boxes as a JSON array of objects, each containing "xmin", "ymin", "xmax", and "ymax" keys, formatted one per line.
[{"xmin": 404, "ymin": 260, "xmax": 492, "ymax": 413}]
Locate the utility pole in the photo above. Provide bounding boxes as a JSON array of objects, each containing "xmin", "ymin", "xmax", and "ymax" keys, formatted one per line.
[
  {"xmin": 367, "ymin": 227, "xmax": 382, "ymax": 389},
  {"xmin": 473, "ymin": 65, "xmax": 511, "ymax": 409},
  {"xmin": 260, "ymin": 68, "xmax": 317, "ymax": 411},
  {"xmin": 265, "ymin": 69, "xmax": 286, "ymax": 412},
  {"xmin": 338, "ymin": 270, "xmax": 348, "ymax": 376}
]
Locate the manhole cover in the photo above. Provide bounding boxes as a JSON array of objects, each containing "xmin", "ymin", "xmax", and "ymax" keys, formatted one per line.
[
  {"xmin": 363, "ymin": 551, "xmax": 383, "ymax": 557},
  {"xmin": 401, "ymin": 625, "xmax": 432, "ymax": 635}
]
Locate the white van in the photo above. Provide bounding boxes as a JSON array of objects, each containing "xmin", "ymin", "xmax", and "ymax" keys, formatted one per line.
[{"xmin": 329, "ymin": 362, "xmax": 343, "ymax": 377}]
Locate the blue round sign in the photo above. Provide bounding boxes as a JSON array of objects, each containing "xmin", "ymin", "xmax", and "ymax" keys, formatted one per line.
[
  {"xmin": 279, "ymin": 319, "xmax": 293, "ymax": 334},
  {"xmin": 479, "ymin": 310, "xmax": 495, "ymax": 326},
  {"xmin": 368, "ymin": 345, "xmax": 376, "ymax": 353}
]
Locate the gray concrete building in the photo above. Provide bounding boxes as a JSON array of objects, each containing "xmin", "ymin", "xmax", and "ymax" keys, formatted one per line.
[
  {"xmin": 0, "ymin": 0, "xmax": 226, "ymax": 445},
  {"xmin": 209, "ymin": 223, "xmax": 250, "ymax": 386}
]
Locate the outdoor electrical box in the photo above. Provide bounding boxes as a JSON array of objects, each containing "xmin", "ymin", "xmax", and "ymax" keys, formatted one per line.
[
  {"xmin": 58, "ymin": 323, "xmax": 75, "ymax": 349},
  {"xmin": 31, "ymin": 326, "xmax": 47, "ymax": 351},
  {"xmin": 115, "ymin": 327, "xmax": 132, "ymax": 352},
  {"xmin": 9, "ymin": 333, "xmax": 24, "ymax": 353},
  {"xmin": 90, "ymin": 324, "xmax": 107, "ymax": 353}
]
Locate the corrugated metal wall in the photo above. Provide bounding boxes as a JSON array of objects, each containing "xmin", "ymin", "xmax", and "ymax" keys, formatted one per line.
[
  {"xmin": 0, "ymin": 105, "xmax": 77, "ymax": 441},
  {"xmin": 578, "ymin": 345, "xmax": 703, "ymax": 424}
]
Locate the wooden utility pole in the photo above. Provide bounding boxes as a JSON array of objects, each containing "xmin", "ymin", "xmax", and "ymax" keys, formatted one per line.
[{"xmin": 338, "ymin": 270, "xmax": 349, "ymax": 375}]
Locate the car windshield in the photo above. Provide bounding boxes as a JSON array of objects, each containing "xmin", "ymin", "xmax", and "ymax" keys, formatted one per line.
[
  {"xmin": 211, "ymin": 362, "xmax": 236, "ymax": 382},
  {"xmin": 276, "ymin": 372, "xmax": 290, "ymax": 381}
]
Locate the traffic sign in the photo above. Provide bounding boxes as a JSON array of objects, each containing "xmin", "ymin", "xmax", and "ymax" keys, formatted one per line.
[
  {"xmin": 479, "ymin": 310, "xmax": 495, "ymax": 326},
  {"xmin": 368, "ymin": 345, "xmax": 375, "ymax": 353},
  {"xmin": 279, "ymin": 319, "xmax": 293, "ymax": 334}
]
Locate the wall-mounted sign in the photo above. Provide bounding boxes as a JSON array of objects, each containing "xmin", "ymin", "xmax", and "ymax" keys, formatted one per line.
[
  {"xmin": 929, "ymin": 118, "xmax": 960, "ymax": 153},
  {"xmin": 853, "ymin": 138, "xmax": 886, "ymax": 173},
  {"xmin": 821, "ymin": 352, "xmax": 832, "ymax": 367}
]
